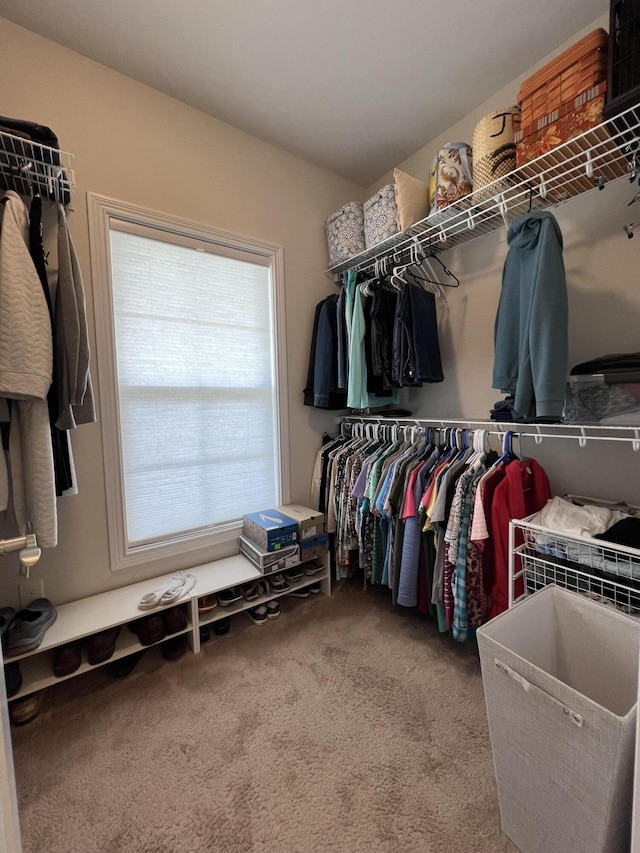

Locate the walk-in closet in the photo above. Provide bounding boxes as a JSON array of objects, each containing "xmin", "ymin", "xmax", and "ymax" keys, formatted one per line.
[{"xmin": 0, "ymin": 2, "xmax": 639, "ymax": 852}]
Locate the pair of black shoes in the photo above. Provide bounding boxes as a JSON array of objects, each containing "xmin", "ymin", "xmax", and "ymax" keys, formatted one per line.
[{"xmin": 200, "ymin": 617, "xmax": 230, "ymax": 643}]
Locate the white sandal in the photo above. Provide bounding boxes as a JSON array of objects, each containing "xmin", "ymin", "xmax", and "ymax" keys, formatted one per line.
[{"xmin": 138, "ymin": 576, "xmax": 186, "ymax": 611}]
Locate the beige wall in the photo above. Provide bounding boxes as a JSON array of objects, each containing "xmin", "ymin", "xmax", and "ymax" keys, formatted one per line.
[{"xmin": 0, "ymin": 17, "xmax": 362, "ymax": 607}]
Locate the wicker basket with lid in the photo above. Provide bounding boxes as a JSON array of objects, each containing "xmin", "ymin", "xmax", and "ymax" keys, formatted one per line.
[{"xmin": 518, "ymin": 28, "xmax": 608, "ymax": 133}]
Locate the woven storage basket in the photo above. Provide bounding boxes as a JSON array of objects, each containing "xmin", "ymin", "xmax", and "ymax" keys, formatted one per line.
[
  {"xmin": 478, "ymin": 584, "xmax": 638, "ymax": 853},
  {"xmin": 519, "ymin": 28, "xmax": 608, "ymax": 130},
  {"xmin": 472, "ymin": 106, "xmax": 521, "ymax": 197},
  {"xmin": 516, "ymin": 82, "xmax": 608, "ymax": 166},
  {"xmin": 363, "ymin": 184, "xmax": 398, "ymax": 248},
  {"xmin": 326, "ymin": 202, "xmax": 365, "ymax": 266}
]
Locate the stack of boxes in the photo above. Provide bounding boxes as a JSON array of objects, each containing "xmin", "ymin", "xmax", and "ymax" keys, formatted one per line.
[
  {"xmin": 239, "ymin": 505, "xmax": 327, "ymax": 574},
  {"xmin": 275, "ymin": 505, "xmax": 327, "ymax": 564}
]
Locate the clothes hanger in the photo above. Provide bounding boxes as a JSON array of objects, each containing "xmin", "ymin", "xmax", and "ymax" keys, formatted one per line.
[
  {"xmin": 421, "ymin": 252, "xmax": 460, "ymax": 288},
  {"xmin": 493, "ymin": 429, "xmax": 517, "ymax": 467}
]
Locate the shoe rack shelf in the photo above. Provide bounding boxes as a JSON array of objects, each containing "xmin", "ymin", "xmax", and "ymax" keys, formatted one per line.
[
  {"xmin": 7, "ymin": 623, "xmax": 193, "ymax": 701},
  {"xmin": 3, "ymin": 553, "xmax": 330, "ymax": 701},
  {"xmin": 197, "ymin": 567, "xmax": 329, "ymax": 631}
]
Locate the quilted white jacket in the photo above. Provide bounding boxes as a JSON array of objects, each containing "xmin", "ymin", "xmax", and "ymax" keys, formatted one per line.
[{"xmin": 0, "ymin": 191, "xmax": 56, "ymax": 547}]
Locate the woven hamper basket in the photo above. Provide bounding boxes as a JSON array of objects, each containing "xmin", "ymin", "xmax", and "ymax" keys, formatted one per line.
[{"xmin": 478, "ymin": 585, "xmax": 639, "ymax": 853}]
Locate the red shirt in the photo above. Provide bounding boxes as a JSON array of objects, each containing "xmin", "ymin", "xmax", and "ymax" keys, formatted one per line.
[{"xmin": 489, "ymin": 457, "xmax": 551, "ymax": 619}]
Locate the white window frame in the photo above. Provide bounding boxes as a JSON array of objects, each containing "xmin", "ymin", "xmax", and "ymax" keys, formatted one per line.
[{"xmin": 87, "ymin": 193, "xmax": 290, "ymax": 572}]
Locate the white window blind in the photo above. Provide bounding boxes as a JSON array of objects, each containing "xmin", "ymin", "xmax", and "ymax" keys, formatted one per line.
[{"xmin": 108, "ymin": 225, "xmax": 279, "ymax": 546}]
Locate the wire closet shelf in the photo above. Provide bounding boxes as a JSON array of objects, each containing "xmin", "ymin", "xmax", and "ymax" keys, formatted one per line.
[
  {"xmin": 0, "ymin": 128, "xmax": 75, "ymax": 205},
  {"xmin": 327, "ymin": 101, "xmax": 640, "ymax": 277},
  {"xmin": 509, "ymin": 515, "xmax": 640, "ymax": 617}
]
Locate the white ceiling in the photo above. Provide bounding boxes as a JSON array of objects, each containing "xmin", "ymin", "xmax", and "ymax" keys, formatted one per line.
[{"xmin": 0, "ymin": 0, "xmax": 607, "ymax": 186}]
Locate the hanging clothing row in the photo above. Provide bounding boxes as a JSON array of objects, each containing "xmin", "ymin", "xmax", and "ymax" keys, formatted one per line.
[
  {"xmin": 311, "ymin": 421, "xmax": 551, "ymax": 641},
  {"xmin": 0, "ymin": 188, "xmax": 94, "ymax": 548},
  {"xmin": 304, "ymin": 260, "xmax": 451, "ymax": 412}
]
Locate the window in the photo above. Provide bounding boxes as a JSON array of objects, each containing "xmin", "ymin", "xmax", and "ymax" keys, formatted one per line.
[{"xmin": 88, "ymin": 195, "xmax": 289, "ymax": 571}]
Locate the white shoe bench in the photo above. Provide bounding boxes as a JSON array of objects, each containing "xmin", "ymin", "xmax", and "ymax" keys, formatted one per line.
[{"xmin": 3, "ymin": 553, "xmax": 330, "ymax": 701}]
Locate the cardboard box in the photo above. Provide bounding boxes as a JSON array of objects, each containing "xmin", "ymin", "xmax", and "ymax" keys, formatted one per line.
[
  {"xmin": 238, "ymin": 535, "xmax": 300, "ymax": 574},
  {"xmin": 242, "ymin": 509, "xmax": 298, "ymax": 552},
  {"xmin": 274, "ymin": 505, "xmax": 325, "ymax": 541},
  {"xmin": 299, "ymin": 533, "xmax": 329, "ymax": 563}
]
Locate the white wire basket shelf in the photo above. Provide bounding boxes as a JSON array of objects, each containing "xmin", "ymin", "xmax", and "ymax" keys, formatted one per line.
[
  {"xmin": 0, "ymin": 129, "xmax": 75, "ymax": 205},
  {"xmin": 327, "ymin": 100, "xmax": 640, "ymax": 277},
  {"xmin": 510, "ymin": 515, "xmax": 640, "ymax": 617}
]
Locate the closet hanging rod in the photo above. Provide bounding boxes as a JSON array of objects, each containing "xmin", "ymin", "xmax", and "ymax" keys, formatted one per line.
[
  {"xmin": 340, "ymin": 416, "xmax": 640, "ymax": 449},
  {"xmin": 0, "ymin": 534, "xmax": 38, "ymax": 557}
]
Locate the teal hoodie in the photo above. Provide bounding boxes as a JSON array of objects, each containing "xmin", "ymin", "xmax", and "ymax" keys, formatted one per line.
[{"xmin": 492, "ymin": 211, "xmax": 568, "ymax": 420}]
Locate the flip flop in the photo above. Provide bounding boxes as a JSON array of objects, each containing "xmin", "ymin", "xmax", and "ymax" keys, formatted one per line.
[{"xmin": 138, "ymin": 576, "xmax": 186, "ymax": 611}]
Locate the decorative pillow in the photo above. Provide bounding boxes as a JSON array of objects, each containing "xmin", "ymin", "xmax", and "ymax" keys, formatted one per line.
[
  {"xmin": 393, "ymin": 168, "xmax": 430, "ymax": 231},
  {"xmin": 434, "ymin": 142, "xmax": 473, "ymax": 209},
  {"xmin": 363, "ymin": 184, "xmax": 398, "ymax": 248},
  {"xmin": 326, "ymin": 202, "xmax": 365, "ymax": 266}
]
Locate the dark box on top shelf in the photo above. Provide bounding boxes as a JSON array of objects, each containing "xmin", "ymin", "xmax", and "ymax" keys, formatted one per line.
[
  {"xmin": 604, "ymin": 0, "xmax": 640, "ymax": 120},
  {"xmin": 242, "ymin": 508, "xmax": 298, "ymax": 552}
]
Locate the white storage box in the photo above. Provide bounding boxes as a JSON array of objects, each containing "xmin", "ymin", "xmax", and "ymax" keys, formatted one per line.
[
  {"xmin": 477, "ymin": 584, "xmax": 639, "ymax": 853},
  {"xmin": 274, "ymin": 504, "xmax": 324, "ymax": 540}
]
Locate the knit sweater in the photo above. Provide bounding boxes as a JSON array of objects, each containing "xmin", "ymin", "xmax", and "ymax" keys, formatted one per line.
[
  {"xmin": 492, "ymin": 211, "xmax": 568, "ymax": 420},
  {"xmin": 0, "ymin": 192, "xmax": 56, "ymax": 546}
]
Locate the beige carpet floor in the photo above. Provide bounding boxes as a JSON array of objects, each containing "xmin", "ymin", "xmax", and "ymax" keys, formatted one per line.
[{"xmin": 10, "ymin": 583, "xmax": 517, "ymax": 853}]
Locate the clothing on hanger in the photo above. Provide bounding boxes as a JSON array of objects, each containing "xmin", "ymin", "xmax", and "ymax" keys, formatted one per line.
[{"xmin": 492, "ymin": 210, "xmax": 568, "ymax": 422}]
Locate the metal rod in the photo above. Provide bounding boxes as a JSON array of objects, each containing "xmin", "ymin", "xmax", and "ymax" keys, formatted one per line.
[
  {"xmin": 340, "ymin": 416, "xmax": 640, "ymax": 446},
  {"xmin": 0, "ymin": 534, "xmax": 38, "ymax": 557}
]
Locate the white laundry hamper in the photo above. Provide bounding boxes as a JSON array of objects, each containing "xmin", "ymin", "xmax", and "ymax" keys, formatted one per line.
[{"xmin": 477, "ymin": 584, "xmax": 639, "ymax": 853}]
